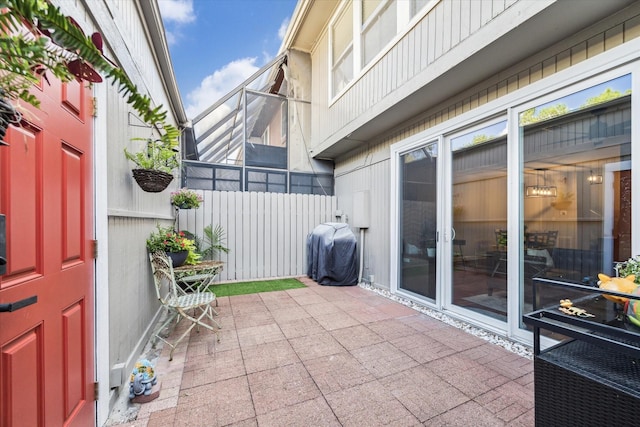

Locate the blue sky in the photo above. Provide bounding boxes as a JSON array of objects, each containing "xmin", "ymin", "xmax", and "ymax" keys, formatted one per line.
[{"xmin": 159, "ymin": 0, "xmax": 298, "ymax": 119}]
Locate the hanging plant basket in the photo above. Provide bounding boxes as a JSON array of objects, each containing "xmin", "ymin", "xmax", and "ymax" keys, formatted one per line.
[{"xmin": 132, "ymin": 169, "xmax": 173, "ymax": 193}]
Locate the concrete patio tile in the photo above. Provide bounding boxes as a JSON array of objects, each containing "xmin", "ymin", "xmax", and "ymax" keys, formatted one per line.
[
  {"xmin": 376, "ymin": 301, "xmax": 420, "ymax": 317},
  {"xmin": 510, "ymin": 408, "xmax": 535, "ymax": 427},
  {"xmin": 325, "ymin": 380, "xmax": 421, "ymax": 426},
  {"xmin": 176, "ymin": 376, "xmax": 255, "ymax": 425},
  {"xmin": 145, "ymin": 408, "xmax": 175, "ymax": 427},
  {"xmin": 241, "ymin": 340, "xmax": 301, "ymax": 374},
  {"xmin": 289, "ymin": 331, "xmax": 345, "ymax": 361},
  {"xmin": 223, "ymin": 419, "xmax": 258, "ymax": 427},
  {"xmin": 330, "ymin": 324, "xmax": 383, "ymax": 350},
  {"xmin": 236, "ymin": 323, "xmax": 286, "ymax": 348},
  {"xmin": 390, "ymin": 332, "xmax": 457, "ymax": 363},
  {"xmin": 379, "ymin": 365, "xmax": 470, "ymax": 422},
  {"xmin": 426, "ymin": 400, "xmax": 507, "ymax": 426},
  {"xmin": 287, "ymin": 289, "xmax": 329, "ymax": 305},
  {"xmin": 269, "ymin": 306, "xmax": 312, "ymax": 323},
  {"xmin": 460, "ymin": 343, "xmax": 533, "ymax": 379},
  {"xmin": 427, "ymin": 326, "xmax": 486, "ymax": 352},
  {"xmin": 303, "ymin": 301, "xmax": 344, "ymax": 317},
  {"xmin": 428, "ymin": 354, "xmax": 511, "ymax": 398},
  {"xmin": 474, "ymin": 379, "xmax": 535, "ymax": 418},
  {"xmin": 352, "ymin": 342, "xmax": 419, "ymax": 378},
  {"xmin": 367, "ymin": 318, "xmax": 423, "ymax": 340},
  {"xmin": 233, "ymin": 311, "xmax": 275, "ymax": 329},
  {"xmin": 332, "ymin": 298, "xmax": 372, "ymax": 312},
  {"xmin": 313, "ymin": 310, "xmax": 360, "ymax": 331},
  {"xmin": 256, "ymin": 396, "xmax": 341, "ymax": 427},
  {"xmin": 228, "ymin": 293, "xmax": 264, "ymax": 305},
  {"xmin": 182, "ymin": 348, "xmax": 246, "ymax": 388},
  {"xmin": 205, "ymin": 327, "xmax": 240, "ymax": 352},
  {"xmin": 247, "ymin": 363, "xmax": 321, "ymax": 415},
  {"xmin": 278, "ymin": 317, "xmax": 325, "ymax": 339},
  {"xmin": 348, "ymin": 306, "xmax": 396, "ymax": 323},
  {"xmin": 259, "ymin": 292, "xmax": 300, "ymax": 310},
  {"xmin": 303, "ymin": 352, "xmax": 375, "ymax": 394},
  {"xmin": 136, "ymin": 394, "xmax": 179, "ymax": 420},
  {"xmin": 514, "ymin": 371, "xmax": 535, "ymax": 389},
  {"xmin": 310, "ymin": 286, "xmax": 357, "ymax": 302},
  {"xmin": 398, "ymin": 313, "xmax": 450, "ymax": 333}
]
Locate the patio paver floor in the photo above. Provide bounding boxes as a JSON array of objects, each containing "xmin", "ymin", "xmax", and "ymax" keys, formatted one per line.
[{"xmin": 107, "ymin": 277, "xmax": 534, "ymax": 426}]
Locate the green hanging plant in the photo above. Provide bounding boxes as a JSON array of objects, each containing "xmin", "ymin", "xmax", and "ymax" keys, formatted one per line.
[{"xmin": 0, "ymin": 0, "xmax": 179, "ymax": 166}]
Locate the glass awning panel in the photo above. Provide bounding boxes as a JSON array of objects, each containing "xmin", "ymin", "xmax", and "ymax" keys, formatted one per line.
[{"xmin": 190, "ymin": 53, "xmax": 288, "ymax": 164}]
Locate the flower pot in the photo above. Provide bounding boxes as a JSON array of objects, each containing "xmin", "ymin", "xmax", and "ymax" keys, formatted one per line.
[
  {"xmin": 132, "ymin": 169, "xmax": 173, "ymax": 193},
  {"xmin": 166, "ymin": 250, "xmax": 188, "ymax": 268}
]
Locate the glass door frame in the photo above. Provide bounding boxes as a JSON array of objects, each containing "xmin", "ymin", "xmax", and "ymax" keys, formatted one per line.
[
  {"xmin": 391, "ymin": 136, "xmax": 443, "ymax": 307},
  {"xmin": 440, "ymin": 115, "xmax": 510, "ymax": 333}
]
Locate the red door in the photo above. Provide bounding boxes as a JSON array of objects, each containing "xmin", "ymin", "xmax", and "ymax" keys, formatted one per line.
[{"xmin": 0, "ymin": 74, "xmax": 95, "ymax": 426}]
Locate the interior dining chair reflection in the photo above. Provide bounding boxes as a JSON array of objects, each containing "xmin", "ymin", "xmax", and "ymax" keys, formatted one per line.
[{"xmin": 149, "ymin": 251, "xmax": 220, "ymax": 360}]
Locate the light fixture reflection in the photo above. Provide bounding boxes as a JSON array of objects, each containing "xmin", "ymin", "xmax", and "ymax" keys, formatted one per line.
[
  {"xmin": 526, "ymin": 185, "xmax": 557, "ymax": 197},
  {"xmin": 526, "ymin": 169, "xmax": 557, "ymax": 198},
  {"xmin": 588, "ymin": 170, "xmax": 603, "ymax": 184}
]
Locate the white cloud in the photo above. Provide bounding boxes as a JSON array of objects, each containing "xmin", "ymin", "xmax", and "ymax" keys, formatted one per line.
[
  {"xmin": 278, "ymin": 17, "xmax": 290, "ymax": 41},
  {"xmin": 185, "ymin": 57, "xmax": 260, "ymax": 119},
  {"xmin": 158, "ymin": 0, "xmax": 195, "ymax": 24}
]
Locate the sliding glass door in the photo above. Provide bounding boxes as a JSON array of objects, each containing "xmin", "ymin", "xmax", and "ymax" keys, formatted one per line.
[
  {"xmin": 518, "ymin": 74, "xmax": 632, "ymax": 326},
  {"xmin": 446, "ymin": 120, "xmax": 508, "ymax": 323},
  {"xmin": 399, "ymin": 142, "xmax": 438, "ymax": 300}
]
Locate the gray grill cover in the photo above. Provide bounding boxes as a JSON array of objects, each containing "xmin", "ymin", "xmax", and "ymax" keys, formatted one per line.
[{"xmin": 307, "ymin": 223, "xmax": 358, "ymax": 286}]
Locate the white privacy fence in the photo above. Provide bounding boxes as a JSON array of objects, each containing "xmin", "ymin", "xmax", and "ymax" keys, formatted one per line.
[{"xmin": 176, "ymin": 190, "xmax": 338, "ymax": 282}]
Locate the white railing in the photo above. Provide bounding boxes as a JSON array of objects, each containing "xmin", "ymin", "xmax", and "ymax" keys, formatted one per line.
[{"xmin": 176, "ymin": 190, "xmax": 338, "ymax": 282}]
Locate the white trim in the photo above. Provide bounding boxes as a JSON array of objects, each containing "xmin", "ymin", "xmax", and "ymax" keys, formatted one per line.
[{"xmin": 94, "ymin": 78, "xmax": 110, "ymax": 427}]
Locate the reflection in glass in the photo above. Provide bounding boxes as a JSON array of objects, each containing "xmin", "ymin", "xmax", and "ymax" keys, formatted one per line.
[
  {"xmin": 450, "ymin": 121, "xmax": 508, "ymax": 321},
  {"xmin": 400, "ymin": 144, "xmax": 437, "ymax": 300},
  {"xmin": 519, "ymin": 74, "xmax": 631, "ymax": 328}
]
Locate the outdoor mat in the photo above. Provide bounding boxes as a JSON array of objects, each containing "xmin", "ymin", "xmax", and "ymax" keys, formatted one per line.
[{"xmin": 210, "ymin": 278, "xmax": 306, "ymax": 297}]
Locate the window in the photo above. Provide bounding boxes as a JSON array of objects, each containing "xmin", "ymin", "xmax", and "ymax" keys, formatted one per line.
[
  {"xmin": 362, "ymin": 0, "xmax": 397, "ymax": 66},
  {"xmin": 331, "ymin": 3, "xmax": 353, "ymax": 98},
  {"xmin": 409, "ymin": 0, "xmax": 430, "ymax": 18},
  {"xmin": 330, "ymin": 0, "xmax": 436, "ymax": 98}
]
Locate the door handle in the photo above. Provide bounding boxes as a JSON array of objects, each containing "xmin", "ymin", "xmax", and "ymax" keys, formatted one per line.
[{"xmin": 0, "ymin": 295, "xmax": 37, "ymax": 312}]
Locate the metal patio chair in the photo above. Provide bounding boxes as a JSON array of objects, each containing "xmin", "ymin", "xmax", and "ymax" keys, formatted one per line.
[{"xmin": 149, "ymin": 251, "xmax": 220, "ymax": 360}]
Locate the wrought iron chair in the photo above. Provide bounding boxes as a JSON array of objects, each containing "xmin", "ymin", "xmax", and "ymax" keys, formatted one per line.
[
  {"xmin": 149, "ymin": 251, "xmax": 220, "ymax": 360},
  {"xmin": 173, "ymin": 261, "xmax": 224, "ymax": 306}
]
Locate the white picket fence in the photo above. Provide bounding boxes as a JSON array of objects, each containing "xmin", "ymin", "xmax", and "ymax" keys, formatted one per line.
[{"xmin": 176, "ymin": 190, "xmax": 338, "ymax": 282}]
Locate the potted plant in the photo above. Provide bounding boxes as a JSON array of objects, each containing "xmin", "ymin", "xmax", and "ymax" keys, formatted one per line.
[
  {"xmin": 146, "ymin": 225, "xmax": 199, "ymax": 267},
  {"xmin": 0, "ymin": 0, "xmax": 179, "ymax": 173},
  {"xmin": 126, "ymin": 133, "xmax": 180, "ymax": 192},
  {"xmin": 170, "ymin": 188, "xmax": 203, "ymax": 209},
  {"xmin": 200, "ymin": 224, "xmax": 230, "ymax": 260}
]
